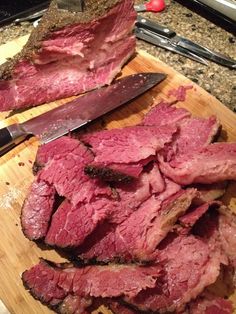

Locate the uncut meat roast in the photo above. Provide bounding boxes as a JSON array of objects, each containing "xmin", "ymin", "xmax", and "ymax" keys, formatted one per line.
[{"xmin": 0, "ymin": 0, "xmax": 136, "ymax": 111}]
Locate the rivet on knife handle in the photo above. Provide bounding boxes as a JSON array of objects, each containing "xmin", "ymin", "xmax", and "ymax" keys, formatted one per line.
[{"xmin": 0, "ymin": 124, "xmax": 28, "ymax": 156}]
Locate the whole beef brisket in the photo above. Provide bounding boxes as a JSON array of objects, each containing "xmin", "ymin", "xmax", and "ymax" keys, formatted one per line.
[
  {"xmin": 0, "ymin": 0, "xmax": 136, "ymax": 111},
  {"xmin": 22, "ymin": 259, "xmax": 160, "ymax": 312}
]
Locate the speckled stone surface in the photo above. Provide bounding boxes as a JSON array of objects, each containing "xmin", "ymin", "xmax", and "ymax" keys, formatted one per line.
[{"xmin": 0, "ymin": 0, "xmax": 235, "ymax": 111}]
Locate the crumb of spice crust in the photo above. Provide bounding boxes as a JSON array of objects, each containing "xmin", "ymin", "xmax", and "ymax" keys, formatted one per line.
[
  {"xmin": 5, "ymin": 182, "xmax": 10, "ymax": 186},
  {"xmin": 18, "ymin": 162, "xmax": 25, "ymax": 167}
]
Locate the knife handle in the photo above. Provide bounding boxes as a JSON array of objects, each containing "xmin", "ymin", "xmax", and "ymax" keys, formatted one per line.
[
  {"xmin": 0, "ymin": 124, "xmax": 27, "ymax": 156},
  {"xmin": 136, "ymin": 15, "xmax": 176, "ymax": 38}
]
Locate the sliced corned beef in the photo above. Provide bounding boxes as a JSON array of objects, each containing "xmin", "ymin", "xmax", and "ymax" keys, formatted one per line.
[
  {"xmin": 159, "ymin": 143, "xmax": 236, "ymax": 185},
  {"xmin": 0, "ymin": 0, "xmax": 136, "ymax": 111},
  {"xmin": 110, "ymin": 165, "xmax": 162, "ymax": 224},
  {"xmin": 125, "ymin": 232, "xmax": 224, "ymax": 313},
  {"xmin": 22, "ymin": 259, "xmax": 161, "ymax": 311},
  {"xmin": 33, "ymin": 136, "xmax": 81, "ymax": 174},
  {"xmin": 179, "ymin": 201, "xmax": 221, "ymax": 228},
  {"xmin": 172, "ymin": 115, "xmax": 219, "ymax": 158},
  {"xmin": 141, "ymin": 101, "xmax": 191, "ymax": 126},
  {"xmin": 141, "ymin": 102, "xmax": 219, "ymax": 163},
  {"xmin": 185, "ymin": 292, "xmax": 233, "ymax": 314},
  {"xmin": 84, "ymin": 162, "xmax": 139, "ymax": 182},
  {"xmin": 84, "ymin": 156, "xmax": 154, "ymax": 182},
  {"xmin": 45, "ymin": 164, "xmax": 163, "ymax": 248},
  {"xmin": 78, "ymin": 185, "xmax": 197, "ymax": 263},
  {"xmin": 81, "ymin": 125, "xmax": 177, "ymax": 164},
  {"xmin": 218, "ymin": 207, "xmax": 236, "ymax": 267},
  {"xmin": 45, "ymin": 197, "xmax": 113, "ymax": 248},
  {"xmin": 21, "ymin": 179, "xmax": 56, "ymax": 240},
  {"xmin": 38, "ymin": 140, "xmax": 112, "ymax": 205}
]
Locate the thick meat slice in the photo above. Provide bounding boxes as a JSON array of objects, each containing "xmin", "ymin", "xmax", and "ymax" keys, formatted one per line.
[
  {"xmin": 21, "ymin": 179, "xmax": 56, "ymax": 240},
  {"xmin": 81, "ymin": 125, "xmax": 177, "ymax": 164},
  {"xmin": 84, "ymin": 162, "xmax": 142, "ymax": 182},
  {"xmin": 185, "ymin": 292, "xmax": 233, "ymax": 314},
  {"xmin": 45, "ymin": 197, "xmax": 113, "ymax": 248},
  {"xmin": 172, "ymin": 116, "xmax": 219, "ymax": 158},
  {"xmin": 141, "ymin": 102, "xmax": 219, "ymax": 162},
  {"xmin": 78, "ymin": 185, "xmax": 197, "ymax": 263},
  {"xmin": 84, "ymin": 156, "xmax": 154, "ymax": 182},
  {"xmin": 126, "ymin": 233, "xmax": 224, "ymax": 313},
  {"xmin": 142, "ymin": 101, "xmax": 191, "ymax": 126},
  {"xmin": 218, "ymin": 207, "xmax": 236, "ymax": 267},
  {"xmin": 159, "ymin": 143, "xmax": 236, "ymax": 185},
  {"xmin": 0, "ymin": 0, "xmax": 136, "ymax": 111},
  {"xmin": 22, "ymin": 259, "xmax": 161, "ymax": 311},
  {"xmin": 45, "ymin": 164, "xmax": 163, "ymax": 248},
  {"xmin": 38, "ymin": 140, "xmax": 112, "ymax": 205},
  {"xmin": 179, "ymin": 201, "xmax": 221, "ymax": 228},
  {"xmin": 33, "ymin": 136, "xmax": 81, "ymax": 173}
]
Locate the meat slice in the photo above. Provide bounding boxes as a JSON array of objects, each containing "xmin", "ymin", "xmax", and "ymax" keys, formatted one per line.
[
  {"xmin": 171, "ymin": 115, "xmax": 219, "ymax": 158},
  {"xmin": 22, "ymin": 259, "xmax": 161, "ymax": 312},
  {"xmin": 179, "ymin": 201, "xmax": 221, "ymax": 228},
  {"xmin": 45, "ymin": 164, "xmax": 163, "ymax": 248},
  {"xmin": 218, "ymin": 207, "xmax": 236, "ymax": 267},
  {"xmin": 81, "ymin": 125, "xmax": 177, "ymax": 164},
  {"xmin": 185, "ymin": 292, "xmax": 233, "ymax": 314},
  {"xmin": 159, "ymin": 143, "xmax": 236, "ymax": 185},
  {"xmin": 142, "ymin": 101, "xmax": 191, "ymax": 126},
  {"xmin": 126, "ymin": 233, "xmax": 224, "ymax": 313},
  {"xmin": 84, "ymin": 157, "xmax": 154, "ymax": 182},
  {"xmin": 84, "ymin": 162, "xmax": 141, "ymax": 182},
  {"xmin": 78, "ymin": 185, "xmax": 197, "ymax": 263},
  {"xmin": 38, "ymin": 140, "xmax": 112, "ymax": 205},
  {"xmin": 33, "ymin": 136, "xmax": 81, "ymax": 173},
  {"xmin": 45, "ymin": 197, "xmax": 113, "ymax": 248},
  {"xmin": 0, "ymin": 0, "xmax": 136, "ymax": 111},
  {"xmin": 21, "ymin": 179, "xmax": 56, "ymax": 240}
]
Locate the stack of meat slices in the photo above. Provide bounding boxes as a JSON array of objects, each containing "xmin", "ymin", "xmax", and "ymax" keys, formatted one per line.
[{"xmin": 21, "ymin": 100, "xmax": 236, "ymax": 314}]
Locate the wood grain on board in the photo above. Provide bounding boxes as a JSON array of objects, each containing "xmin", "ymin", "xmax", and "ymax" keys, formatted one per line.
[{"xmin": 0, "ymin": 36, "xmax": 235, "ymax": 314}]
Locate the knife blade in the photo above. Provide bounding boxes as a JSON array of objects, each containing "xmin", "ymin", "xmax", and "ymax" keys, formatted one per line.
[
  {"xmin": 0, "ymin": 72, "xmax": 166, "ymax": 156},
  {"xmin": 135, "ymin": 28, "xmax": 208, "ymax": 65},
  {"xmin": 136, "ymin": 15, "xmax": 236, "ymax": 68}
]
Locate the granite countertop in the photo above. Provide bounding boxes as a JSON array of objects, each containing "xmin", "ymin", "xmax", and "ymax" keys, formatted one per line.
[{"xmin": 0, "ymin": 0, "xmax": 235, "ymax": 111}]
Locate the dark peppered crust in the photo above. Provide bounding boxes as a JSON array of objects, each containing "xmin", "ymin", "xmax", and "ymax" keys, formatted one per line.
[
  {"xmin": 0, "ymin": 0, "xmax": 122, "ymax": 80},
  {"xmin": 85, "ymin": 164, "xmax": 134, "ymax": 183}
]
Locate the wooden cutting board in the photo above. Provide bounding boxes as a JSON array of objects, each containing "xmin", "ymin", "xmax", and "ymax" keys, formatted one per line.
[{"xmin": 0, "ymin": 35, "xmax": 235, "ymax": 314}]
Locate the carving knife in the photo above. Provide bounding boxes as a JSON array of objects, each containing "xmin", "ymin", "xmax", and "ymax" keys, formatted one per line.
[{"xmin": 0, "ymin": 72, "xmax": 166, "ymax": 156}]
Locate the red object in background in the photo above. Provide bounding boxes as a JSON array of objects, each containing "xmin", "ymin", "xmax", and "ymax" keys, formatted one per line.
[{"xmin": 134, "ymin": 0, "xmax": 166, "ymax": 12}]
